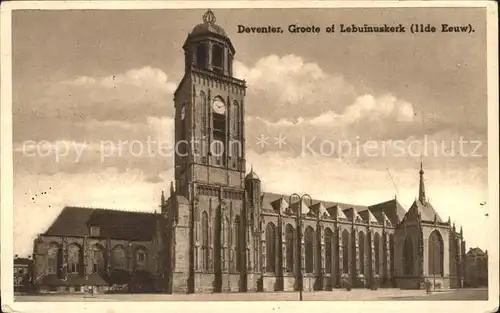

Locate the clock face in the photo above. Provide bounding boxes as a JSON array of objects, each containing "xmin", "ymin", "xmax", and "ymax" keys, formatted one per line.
[{"xmin": 212, "ymin": 99, "xmax": 226, "ymax": 115}]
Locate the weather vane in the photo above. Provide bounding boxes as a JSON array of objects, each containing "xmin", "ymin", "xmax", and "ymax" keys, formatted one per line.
[{"xmin": 203, "ymin": 9, "xmax": 216, "ymax": 24}]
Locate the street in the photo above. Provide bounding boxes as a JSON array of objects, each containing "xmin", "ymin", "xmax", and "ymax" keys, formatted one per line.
[{"xmin": 15, "ymin": 288, "xmax": 488, "ymax": 302}]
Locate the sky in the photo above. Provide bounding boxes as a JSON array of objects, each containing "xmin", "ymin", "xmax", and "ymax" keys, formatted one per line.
[{"xmin": 11, "ymin": 8, "xmax": 489, "ymax": 257}]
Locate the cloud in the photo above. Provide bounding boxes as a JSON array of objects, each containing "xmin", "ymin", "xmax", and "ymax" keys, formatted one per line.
[
  {"xmin": 14, "ymin": 66, "xmax": 178, "ymax": 128},
  {"xmin": 14, "ymin": 168, "xmax": 173, "ymax": 256},
  {"xmin": 234, "ymin": 54, "xmax": 357, "ymax": 120}
]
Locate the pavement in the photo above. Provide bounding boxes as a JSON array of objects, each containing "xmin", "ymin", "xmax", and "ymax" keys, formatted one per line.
[{"xmin": 15, "ymin": 288, "xmax": 488, "ymax": 302}]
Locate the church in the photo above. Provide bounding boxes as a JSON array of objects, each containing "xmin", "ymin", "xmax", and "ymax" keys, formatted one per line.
[{"xmin": 31, "ymin": 10, "xmax": 466, "ymax": 294}]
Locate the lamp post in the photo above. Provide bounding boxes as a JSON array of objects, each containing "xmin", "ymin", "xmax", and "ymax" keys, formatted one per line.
[{"xmin": 289, "ymin": 193, "xmax": 312, "ymax": 302}]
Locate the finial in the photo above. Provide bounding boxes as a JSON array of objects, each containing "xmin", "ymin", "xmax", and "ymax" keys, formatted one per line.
[
  {"xmin": 202, "ymin": 9, "xmax": 216, "ymax": 24},
  {"xmin": 448, "ymin": 216, "xmax": 451, "ymax": 224},
  {"xmin": 418, "ymin": 160, "xmax": 426, "ymax": 204},
  {"xmin": 170, "ymin": 181, "xmax": 175, "ymax": 195},
  {"xmin": 460, "ymin": 226, "xmax": 463, "ymax": 235},
  {"xmin": 161, "ymin": 190, "xmax": 165, "ymax": 204}
]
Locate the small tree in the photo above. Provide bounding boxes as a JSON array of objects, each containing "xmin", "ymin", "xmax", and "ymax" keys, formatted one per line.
[
  {"xmin": 341, "ymin": 273, "xmax": 351, "ymax": 291},
  {"xmin": 357, "ymin": 274, "xmax": 366, "ymax": 288},
  {"xmin": 371, "ymin": 274, "xmax": 380, "ymax": 290},
  {"xmin": 424, "ymin": 280, "xmax": 432, "ymax": 294}
]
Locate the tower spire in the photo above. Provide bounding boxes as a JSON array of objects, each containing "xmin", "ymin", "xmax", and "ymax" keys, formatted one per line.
[
  {"xmin": 170, "ymin": 181, "xmax": 175, "ymax": 196},
  {"xmin": 161, "ymin": 190, "xmax": 165, "ymax": 205},
  {"xmin": 418, "ymin": 160, "xmax": 426, "ymax": 204}
]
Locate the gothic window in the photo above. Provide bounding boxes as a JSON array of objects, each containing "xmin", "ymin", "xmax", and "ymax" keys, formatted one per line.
[
  {"xmin": 212, "ymin": 44, "xmax": 224, "ymax": 73},
  {"xmin": 196, "ymin": 43, "xmax": 207, "ymax": 69},
  {"xmin": 222, "ymin": 216, "xmax": 229, "ymax": 270},
  {"xmin": 403, "ymin": 236, "xmax": 414, "ymax": 275},
  {"xmin": 200, "ymin": 91, "xmax": 207, "ymax": 136},
  {"xmin": 374, "ymin": 233, "xmax": 381, "ymax": 275},
  {"xmin": 389, "ymin": 234, "xmax": 395, "ymax": 277},
  {"xmin": 201, "ymin": 211, "xmax": 210, "ymax": 271},
  {"xmin": 47, "ymin": 243, "xmax": 61, "ymax": 274},
  {"xmin": 285, "ymin": 224, "xmax": 295, "ymax": 273},
  {"xmin": 212, "ymin": 97, "xmax": 226, "ymax": 166},
  {"xmin": 68, "ymin": 244, "xmax": 82, "ymax": 274},
  {"xmin": 228, "ymin": 54, "xmax": 233, "ymax": 75},
  {"xmin": 342, "ymin": 230, "xmax": 350, "ymax": 274},
  {"xmin": 229, "ymin": 100, "xmax": 241, "ymax": 165},
  {"xmin": 325, "ymin": 228, "xmax": 333, "ymax": 274},
  {"xmin": 359, "ymin": 232, "xmax": 365, "ymax": 275},
  {"xmin": 265, "ymin": 222, "xmax": 277, "ymax": 274},
  {"xmin": 305, "ymin": 226, "xmax": 315, "ymax": 274},
  {"xmin": 231, "ymin": 100, "xmax": 239, "ymax": 134},
  {"xmin": 428, "ymin": 230, "xmax": 444, "ymax": 276},
  {"xmin": 112, "ymin": 245, "xmax": 127, "ymax": 270},
  {"xmin": 254, "ymin": 239, "xmax": 259, "ymax": 272},
  {"xmin": 91, "ymin": 244, "xmax": 105, "ymax": 274},
  {"xmin": 235, "ymin": 216, "xmax": 243, "ymax": 272},
  {"xmin": 135, "ymin": 247, "xmax": 147, "ymax": 270}
]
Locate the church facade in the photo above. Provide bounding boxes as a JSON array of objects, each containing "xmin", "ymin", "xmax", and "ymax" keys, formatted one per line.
[{"xmin": 31, "ymin": 10, "xmax": 466, "ymax": 294}]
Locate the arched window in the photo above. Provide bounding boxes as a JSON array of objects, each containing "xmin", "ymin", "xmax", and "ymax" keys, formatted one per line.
[
  {"xmin": 212, "ymin": 97, "xmax": 226, "ymax": 166},
  {"xmin": 91, "ymin": 244, "xmax": 105, "ymax": 274},
  {"xmin": 403, "ymin": 236, "xmax": 414, "ymax": 275},
  {"xmin": 222, "ymin": 216, "xmax": 229, "ymax": 271},
  {"xmin": 285, "ymin": 224, "xmax": 295, "ymax": 273},
  {"xmin": 212, "ymin": 44, "xmax": 224, "ymax": 72},
  {"xmin": 389, "ymin": 234, "xmax": 395, "ymax": 277},
  {"xmin": 305, "ymin": 227, "xmax": 315, "ymax": 274},
  {"xmin": 68, "ymin": 244, "xmax": 82, "ymax": 274},
  {"xmin": 229, "ymin": 100, "xmax": 241, "ymax": 167},
  {"xmin": 199, "ymin": 91, "xmax": 208, "ymax": 162},
  {"xmin": 232, "ymin": 101, "xmax": 239, "ymax": 134},
  {"xmin": 135, "ymin": 247, "xmax": 147, "ymax": 271},
  {"xmin": 265, "ymin": 222, "xmax": 277, "ymax": 274},
  {"xmin": 359, "ymin": 232, "xmax": 365, "ymax": 275},
  {"xmin": 428, "ymin": 230, "xmax": 444, "ymax": 276},
  {"xmin": 47, "ymin": 243, "xmax": 61, "ymax": 275},
  {"xmin": 342, "ymin": 230, "xmax": 349, "ymax": 273},
  {"xmin": 374, "ymin": 233, "xmax": 380, "ymax": 275},
  {"xmin": 325, "ymin": 228, "xmax": 333, "ymax": 274},
  {"xmin": 235, "ymin": 216, "xmax": 243, "ymax": 272},
  {"xmin": 196, "ymin": 44, "xmax": 207, "ymax": 69},
  {"xmin": 201, "ymin": 211, "xmax": 209, "ymax": 271},
  {"xmin": 112, "ymin": 245, "xmax": 127, "ymax": 270}
]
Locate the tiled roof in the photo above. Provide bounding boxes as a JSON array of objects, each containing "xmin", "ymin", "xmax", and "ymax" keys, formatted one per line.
[
  {"xmin": 44, "ymin": 206, "xmax": 157, "ymax": 241},
  {"xmin": 343, "ymin": 207, "xmax": 363, "ymax": 223},
  {"xmin": 368, "ymin": 199, "xmax": 407, "ymax": 225},
  {"xmin": 290, "ymin": 198, "xmax": 312, "ymax": 215},
  {"xmin": 270, "ymin": 196, "xmax": 289, "ymax": 214},
  {"xmin": 406, "ymin": 200, "xmax": 443, "ymax": 223},
  {"xmin": 359, "ymin": 209, "xmax": 379, "ymax": 224},
  {"xmin": 261, "ymin": 192, "xmax": 369, "ymax": 216},
  {"xmin": 326, "ymin": 205, "xmax": 348, "ymax": 221},
  {"xmin": 310, "ymin": 202, "xmax": 330, "ymax": 218}
]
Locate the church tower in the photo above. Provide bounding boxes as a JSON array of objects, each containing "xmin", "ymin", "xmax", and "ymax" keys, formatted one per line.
[
  {"xmin": 173, "ymin": 9, "xmax": 246, "ymax": 197},
  {"xmin": 168, "ymin": 9, "xmax": 253, "ymax": 294}
]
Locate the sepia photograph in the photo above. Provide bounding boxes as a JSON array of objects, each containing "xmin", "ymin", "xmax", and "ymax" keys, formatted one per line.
[{"xmin": 0, "ymin": 1, "xmax": 498, "ymax": 313}]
